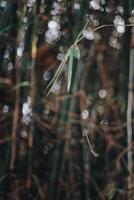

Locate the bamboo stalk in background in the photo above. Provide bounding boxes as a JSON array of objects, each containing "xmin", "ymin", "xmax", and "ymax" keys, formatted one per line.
[
  {"xmin": 26, "ymin": 1, "xmax": 38, "ymax": 188},
  {"xmin": 10, "ymin": 63, "xmax": 20, "ymax": 170},
  {"xmin": 26, "ymin": 36, "xmax": 37, "ymax": 189},
  {"xmin": 10, "ymin": 3, "xmax": 20, "ymax": 171},
  {"xmin": 10, "ymin": 1, "xmax": 28, "ymax": 171},
  {"xmin": 127, "ymin": 27, "xmax": 134, "ymax": 199}
]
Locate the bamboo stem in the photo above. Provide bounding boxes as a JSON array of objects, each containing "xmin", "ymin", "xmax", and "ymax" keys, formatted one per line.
[
  {"xmin": 10, "ymin": 75, "xmax": 20, "ymax": 170},
  {"xmin": 127, "ymin": 48, "xmax": 134, "ymax": 196}
]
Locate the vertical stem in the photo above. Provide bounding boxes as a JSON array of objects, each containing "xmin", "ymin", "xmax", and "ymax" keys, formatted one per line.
[
  {"xmin": 127, "ymin": 45, "xmax": 134, "ymax": 197},
  {"xmin": 10, "ymin": 2, "xmax": 19, "ymax": 171},
  {"xmin": 27, "ymin": 61, "xmax": 35, "ymax": 189},
  {"xmin": 124, "ymin": 0, "xmax": 134, "ymax": 198},
  {"xmin": 26, "ymin": 7, "xmax": 38, "ymax": 188},
  {"xmin": 26, "ymin": 0, "xmax": 38, "ymax": 188},
  {"xmin": 10, "ymin": 64, "xmax": 20, "ymax": 170}
]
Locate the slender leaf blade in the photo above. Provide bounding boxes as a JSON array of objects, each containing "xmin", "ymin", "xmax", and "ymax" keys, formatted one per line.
[
  {"xmin": 45, "ymin": 50, "xmax": 70, "ymax": 95},
  {"xmin": 67, "ymin": 55, "xmax": 73, "ymax": 92},
  {"xmin": 71, "ymin": 45, "xmax": 80, "ymax": 59}
]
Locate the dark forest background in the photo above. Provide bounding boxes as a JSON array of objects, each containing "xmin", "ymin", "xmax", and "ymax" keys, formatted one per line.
[{"xmin": 0, "ymin": 0, "xmax": 134, "ymax": 199}]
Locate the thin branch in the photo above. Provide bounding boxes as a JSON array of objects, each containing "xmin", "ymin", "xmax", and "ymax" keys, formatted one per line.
[
  {"xmin": 83, "ymin": 129, "xmax": 98, "ymax": 157},
  {"xmin": 76, "ymin": 23, "xmax": 134, "ymax": 44}
]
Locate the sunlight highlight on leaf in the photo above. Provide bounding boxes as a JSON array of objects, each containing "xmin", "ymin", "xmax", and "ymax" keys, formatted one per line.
[
  {"xmin": 67, "ymin": 54, "xmax": 73, "ymax": 91},
  {"xmin": 71, "ymin": 45, "xmax": 80, "ymax": 59}
]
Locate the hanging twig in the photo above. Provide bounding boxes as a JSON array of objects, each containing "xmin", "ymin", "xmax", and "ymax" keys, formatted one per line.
[{"xmin": 83, "ymin": 128, "xmax": 98, "ymax": 157}]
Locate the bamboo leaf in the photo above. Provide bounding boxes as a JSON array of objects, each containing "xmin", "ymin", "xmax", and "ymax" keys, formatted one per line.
[
  {"xmin": 45, "ymin": 62, "xmax": 64, "ymax": 96},
  {"xmin": 71, "ymin": 45, "xmax": 80, "ymax": 59},
  {"xmin": 45, "ymin": 50, "xmax": 70, "ymax": 95},
  {"xmin": 67, "ymin": 55, "xmax": 73, "ymax": 91}
]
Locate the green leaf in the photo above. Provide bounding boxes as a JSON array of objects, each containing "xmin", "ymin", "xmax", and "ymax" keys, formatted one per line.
[
  {"xmin": 67, "ymin": 55, "xmax": 73, "ymax": 91},
  {"xmin": 71, "ymin": 45, "xmax": 80, "ymax": 59},
  {"xmin": 45, "ymin": 50, "xmax": 70, "ymax": 95}
]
